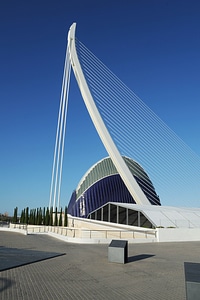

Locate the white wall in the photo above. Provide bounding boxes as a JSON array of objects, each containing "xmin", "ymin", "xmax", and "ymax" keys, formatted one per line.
[{"xmin": 157, "ymin": 228, "xmax": 200, "ymax": 242}]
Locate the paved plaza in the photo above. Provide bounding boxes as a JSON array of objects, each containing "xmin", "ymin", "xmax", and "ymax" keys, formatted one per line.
[{"xmin": 1, "ymin": 231, "xmax": 200, "ymax": 299}]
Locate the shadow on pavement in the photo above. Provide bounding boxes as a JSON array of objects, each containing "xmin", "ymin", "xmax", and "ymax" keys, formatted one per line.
[
  {"xmin": 0, "ymin": 278, "xmax": 15, "ymax": 292},
  {"xmin": 0, "ymin": 246, "xmax": 66, "ymax": 272},
  {"xmin": 128, "ymin": 254, "xmax": 155, "ymax": 263}
]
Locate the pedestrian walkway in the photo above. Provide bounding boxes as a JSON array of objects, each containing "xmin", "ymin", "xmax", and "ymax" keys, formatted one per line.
[{"xmin": 1, "ymin": 231, "xmax": 199, "ymax": 299}]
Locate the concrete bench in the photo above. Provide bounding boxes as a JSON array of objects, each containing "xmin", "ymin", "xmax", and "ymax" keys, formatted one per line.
[
  {"xmin": 108, "ymin": 240, "xmax": 128, "ymax": 264},
  {"xmin": 184, "ymin": 262, "xmax": 200, "ymax": 300}
]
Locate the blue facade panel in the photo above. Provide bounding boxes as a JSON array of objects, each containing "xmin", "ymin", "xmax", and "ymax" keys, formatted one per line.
[
  {"xmin": 68, "ymin": 174, "xmax": 135, "ymax": 218},
  {"xmin": 67, "ymin": 157, "xmax": 161, "ymax": 218}
]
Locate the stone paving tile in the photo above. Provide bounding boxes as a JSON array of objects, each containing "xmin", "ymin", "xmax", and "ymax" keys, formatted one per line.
[{"xmin": 1, "ymin": 232, "xmax": 200, "ymax": 299}]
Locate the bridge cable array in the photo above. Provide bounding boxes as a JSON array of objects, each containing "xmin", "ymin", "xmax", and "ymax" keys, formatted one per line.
[
  {"xmin": 75, "ymin": 37, "xmax": 200, "ymax": 207},
  {"xmin": 49, "ymin": 45, "xmax": 71, "ymax": 211}
]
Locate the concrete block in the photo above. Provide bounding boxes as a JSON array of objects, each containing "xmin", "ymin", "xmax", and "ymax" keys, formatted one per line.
[
  {"xmin": 108, "ymin": 240, "xmax": 128, "ymax": 264},
  {"xmin": 184, "ymin": 262, "xmax": 200, "ymax": 300}
]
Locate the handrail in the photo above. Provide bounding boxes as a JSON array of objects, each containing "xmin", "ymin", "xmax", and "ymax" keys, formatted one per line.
[{"xmin": 8, "ymin": 224, "xmax": 157, "ymax": 240}]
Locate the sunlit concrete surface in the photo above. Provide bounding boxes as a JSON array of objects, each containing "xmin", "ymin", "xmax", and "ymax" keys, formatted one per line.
[{"xmin": 1, "ymin": 231, "xmax": 199, "ymax": 299}]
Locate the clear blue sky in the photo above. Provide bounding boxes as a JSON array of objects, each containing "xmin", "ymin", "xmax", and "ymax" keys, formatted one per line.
[{"xmin": 1, "ymin": 0, "xmax": 200, "ymax": 215}]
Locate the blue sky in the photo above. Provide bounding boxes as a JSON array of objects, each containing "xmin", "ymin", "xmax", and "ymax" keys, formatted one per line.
[{"xmin": 1, "ymin": 0, "xmax": 200, "ymax": 215}]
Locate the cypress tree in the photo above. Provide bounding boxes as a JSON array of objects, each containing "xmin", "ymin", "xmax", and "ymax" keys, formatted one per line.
[
  {"xmin": 43, "ymin": 207, "xmax": 46, "ymax": 225},
  {"xmin": 45, "ymin": 207, "xmax": 50, "ymax": 226},
  {"xmin": 31, "ymin": 209, "xmax": 35, "ymax": 224},
  {"xmin": 33, "ymin": 209, "xmax": 36, "ymax": 225},
  {"xmin": 54, "ymin": 207, "xmax": 58, "ymax": 226},
  {"xmin": 13, "ymin": 207, "xmax": 18, "ymax": 223},
  {"xmin": 29, "ymin": 209, "xmax": 32, "ymax": 224},
  {"xmin": 64, "ymin": 206, "xmax": 68, "ymax": 227},
  {"xmin": 31, "ymin": 209, "xmax": 34, "ymax": 224},
  {"xmin": 20, "ymin": 209, "xmax": 24, "ymax": 224},
  {"xmin": 49, "ymin": 207, "xmax": 53, "ymax": 226},
  {"xmin": 36, "ymin": 208, "xmax": 39, "ymax": 225},
  {"xmin": 25, "ymin": 207, "xmax": 29, "ymax": 224},
  {"xmin": 38, "ymin": 207, "xmax": 42, "ymax": 225},
  {"xmin": 59, "ymin": 207, "xmax": 62, "ymax": 226}
]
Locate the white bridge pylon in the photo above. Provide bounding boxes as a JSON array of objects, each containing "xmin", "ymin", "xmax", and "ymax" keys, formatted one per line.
[
  {"xmin": 67, "ymin": 23, "xmax": 151, "ymax": 206},
  {"xmin": 49, "ymin": 23, "xmax": 151, "ymax": 211}
]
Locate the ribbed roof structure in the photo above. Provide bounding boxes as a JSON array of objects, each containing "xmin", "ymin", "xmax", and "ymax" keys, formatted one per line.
[
  {"xmin": 76, "ymin": 156, "xmax": 160, "ymax": 205},
  {"xmin": 68, "ymin": 157, "xmax": 160, "ymax": 218}
]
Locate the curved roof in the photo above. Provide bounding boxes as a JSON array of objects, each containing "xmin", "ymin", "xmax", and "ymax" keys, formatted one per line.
[{"xmin": 76, "ymin": 156, "xmax": 159, "ymax": 205}]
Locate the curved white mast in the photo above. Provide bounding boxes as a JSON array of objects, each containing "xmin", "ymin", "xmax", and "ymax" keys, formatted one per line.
[{"xmin": 68, "ymin": 23, "xmax": 150, "ymax": 206}]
